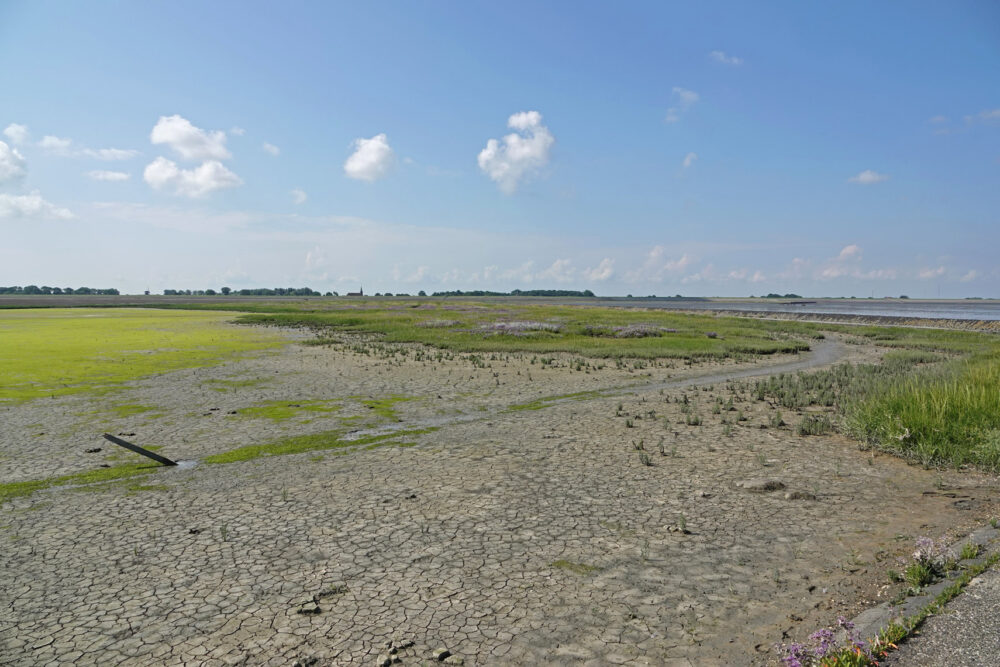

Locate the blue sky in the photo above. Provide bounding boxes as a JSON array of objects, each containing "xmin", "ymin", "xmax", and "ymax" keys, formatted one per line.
[{"xmin": 1, "ymin": 1, "xmax": 998, "ymax": 296}]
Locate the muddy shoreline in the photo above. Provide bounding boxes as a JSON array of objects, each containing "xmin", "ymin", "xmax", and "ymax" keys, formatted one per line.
[{"xmin": 2, "ymin": 326, "xmax": 998, "ymax": 666}]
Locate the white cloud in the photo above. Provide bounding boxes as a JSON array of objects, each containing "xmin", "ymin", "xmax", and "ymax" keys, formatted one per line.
[
  {"xmin": 86, "ymin": 170, "xmax": 130, "ymax": 182},
  {"xmin": 682, "ymin": 152, "xmax": 697, "ymax": 169},
  {"xmin": 478, "ymin": 111, "xmax": 554, "ymax": 193},
  {"xmin": 143, "ymin": 156, "xmax": 242, "ymax": 198},
  {"xmin": 536, "ymin": 258, "xmax": 575, "ymax": 283},
  {"xmin": 665, "ymin": 87, "xmax": 699, "ymax": 123},
  {"xmin": 965, "ymin": 108, "xmax": 1000, "ymax": 125},
  {"xmin": 403, "ymin": 266, "xmax": 429, "ymax": 283},
  {"xmin": 960, "ymin": 270, "xmax": 977, "ymax": 282},
  {"xmin": 80, "ymin": 147, "xmax": 139, "ymax": 161},
  {"xmin": 918, "ymin": 266, "xmax": 945, "ymax": 279},
  {"xmin": 305, "ymin": 245, "xmax": 327, "ymax": 271},
  {"xmin": 0, "ymin": 191, "xmax": 73, "ymax": 220},
  {"xmin": 34, "ymin": 134, "xmax": 138, "ymax": 160},
  {"xmin": 838, "ymin": 244, "xmax": 861, "ymax": 260},
  {"xmin": 816, "ymin": 244, "xmax": 897, "ymax": 281},
  {"xmin": 709, "ymin": 50, "xmax": 743, "ymax": 66},
  {"xmin": 848, "ymin": 169, "xmax": 889, "ymax": 185},
  {"xmin": 39, "ymin": 135, "xmax": 73, "ymax": 154},
  {"xmin": 0, "ymin": 141, "xmax": 27, "ymax": 183},
  {"xmin": 344, "ymin": 133, "xmax": 395, "ymax": 181},
  {"xmin": 625, "ymin": 246, "xmax": 693, "ymax": 283},
  {"xmin": 150, "ymin": 115, "xmax": 231, "ymax": 161},
  {"xmin": 929, "ymin": 115, "xmax": 948, "ymax": 124},
  {"xmin": 584, "ymin": 258, "xmax": 614, "ymax": 281},
  {"xmin": 291, "ymin": 188, "xmax": 308, "ymax": 205},
  {"xmin": 262, "ymin": 142, "xmax": 280, "ymax": 156},
  {"xmin": 230, "ymin": 126, "xmax": 246, "ymax": 136},
  {"xmin": 3, "ymin": 123, "xmax": 28, "ymax": 145}
]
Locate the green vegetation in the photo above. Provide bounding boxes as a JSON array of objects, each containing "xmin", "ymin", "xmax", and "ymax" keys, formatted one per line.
[
  {"xmin": 749, "ymin": 326, "xmax": 1000, "ymax": 470},
  {"xmin": 227, "ymin": 301, "xmax": 819, "ymax": 360},
  {"xmin": 845, "ymin": 351, "xmax": 1000, "ymax": 469},
  {"xmin": 550, "ymin": 559, "xmax": 601, "ymax": 575},
  {"xmin": 0, "ymin": 461, "xmax": 158, "ymax": 504},
  {"xmin": 507, "ymin": 390, "xmax": 601, "ymax": 411},
  {"xmin": 850, "ymin": 554, "xmax": 1000, "ymax": 667},
  {"xmin": 358, "ymin": 395, "xmax": 415, "ymax": 420},
  {"xmin": 0, "ymin": 308, "xmax": 285, "ymax": 402},
  {"xmin": 202, "ymin": 427, "xmax": 438, "ymax": 464},
  {"xmin": 235, "ymin": 399, "xmax": 341, "ymax": 422},
  {"xmin": 202, "ymin": 376, "xmax": 270, "ymax": 392}
]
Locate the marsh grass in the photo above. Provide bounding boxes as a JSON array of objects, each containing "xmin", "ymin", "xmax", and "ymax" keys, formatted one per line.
[
  {"xmin": 0, "ymin": 308, "xmax": 283, "ymax": 402},
  {"xmin": 235, "ymin": 399, "xmax": 342, "ymax": 422},
  {"xmin": 845, "ymin": 351, "xmax": 1000, "ymax": 469},
  {"xmin": 0, "ymin": 461, "xmax": 158, "ymax": 504},
  {"xmin": 202, "ymin": 426, "xmax": 438, "ymax": 464},
  {"xmin": 232, "ymin": 303, "xmax": 818, "ymax": 360}
]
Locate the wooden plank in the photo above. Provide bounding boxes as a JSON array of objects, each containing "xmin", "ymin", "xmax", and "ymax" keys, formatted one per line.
[{"xmin": 102, "ymin": 433, "xmax": 177, "ymax": 466}]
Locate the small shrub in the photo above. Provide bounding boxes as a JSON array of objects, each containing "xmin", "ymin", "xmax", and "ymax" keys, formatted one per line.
[
  {"xmin": 959, "ymin": 542, "xmax": 981, "ymax": 560},
  {"xmin": 797, "ymin": 414, "xmax": 833, "ymax": 436}
]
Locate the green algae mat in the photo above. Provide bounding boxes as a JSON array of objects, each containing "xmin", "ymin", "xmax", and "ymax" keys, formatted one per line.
[{"xmin": 0, "ymin": 308, "xmax": 286, "ymax": 402}]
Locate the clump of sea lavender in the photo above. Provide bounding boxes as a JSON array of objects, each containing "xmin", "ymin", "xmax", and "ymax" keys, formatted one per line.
[
  {"xmin": 775, "ymin": 617, "xmax": 877, "ymax": 666},
  {"xmin": 613, "ymin": 323, "xmax": 675, "ymax": 338},
  {"xmin": 416, "ymin": 319, "xmax": 460, "ymax": 328},
  {"xmin": 480, "ymin": 320, "xmax": 561, "ymax": 334}
]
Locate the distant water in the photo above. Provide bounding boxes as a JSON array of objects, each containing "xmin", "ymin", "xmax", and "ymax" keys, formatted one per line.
[{"xmin": 597, "ymin": 299, "xmax": 1000, "ymax": 321}]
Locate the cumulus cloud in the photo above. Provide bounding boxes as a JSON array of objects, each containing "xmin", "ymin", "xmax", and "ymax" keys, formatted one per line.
[
  {"xmin": 478, "ymin": 111, "xmax": 554, "ymax": 194},
  {"xmin": 0, "ymin": 141, "xmax": 27, "ymax": 183},
  {"xmin": 964, "ymin": 108, "xmax": 1000, "ymax": 125},
  {"xmin": 816, "ymin": 244, "xmax": 896, "ymax": 281},
  {"xmin": 838, "ymin": 244, "xmax": 861, "ymax": 260},
  {"xmin": 665, "ymin": 87, "xmax": 699, "ymax": 123},
  {"xmin": 151, "ymin": 115, "xmax": 231, "ymax": 161},
  {"xmin": 86, "ymin": 170, "xmax": 130, "ymax": 182},
  {"xmin": 80, "ymin": 147, "xmax": 139, "ymax": 161},
  {"xmin": 960, "ymin": 270, "xmax": 977, "ymax": 282},
  {"xmin": 584, "ymin": 258, "xmax": 614, "ymax": 281},
  {"xmin": 682, "ymin": 152, "xmax": 697, "ymax": 169},
  {"xmin": 230, "ymin": 126, "xmax": 246, "ymax": 136},
  {"xmin": 918, "ymin": 266, "xmax": 945, "ymax": 279},
  {"xmin": 536, "ymin": 258, "xmax": 575, "ymax": 283},
  {"xmin": 624, "ymin": 246, "xmax": 693, "ymax": 283},
  {"xmin": 34, "ymin": 133, "xmax": 138, "ymax": 160},
  {"xmin": 848, "ymin": 169, "xmax": 889, "ymax": 185},
  {"xmin": 143, "ymin": 157, "xmax": 242, "ymax": 198},
  {"xmin": 344, "ymin": 133, "xmax": 395, "ymax": 181},
  {"xmin": 0, "ymin": 191, "xmax": 73, "ymax": 220},
  {"xmin": 3, "ymin": 123, "xmax": 28, "ymax": 145},
  {"xmin": 709, "ymin": 50, "xmax": 743, "ymax": 65},
  {"xmin": 262, "ymin": 142, "xmax": 280, "ymax": 156},
  {"xmin": 291, "ymin": 188, "xmax": 308, "ymax": 205},
  {"xmin": 39, "ymin": 135, "xmax": 73, "ymax": 154}
]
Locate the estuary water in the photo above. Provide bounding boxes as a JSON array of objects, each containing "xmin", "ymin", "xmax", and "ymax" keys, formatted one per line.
[{"xmin": 592, "ymin": 298, "xmax": 1000, "ymax": 321}]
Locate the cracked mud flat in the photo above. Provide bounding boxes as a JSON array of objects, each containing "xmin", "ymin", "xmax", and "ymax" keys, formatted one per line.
[{"xmin": 2, "ymin": 326, "xmax": 998, "ymax": 666}]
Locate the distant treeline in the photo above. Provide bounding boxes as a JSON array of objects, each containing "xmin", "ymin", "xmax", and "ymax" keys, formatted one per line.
[
  {"xmin": 756, "ymin": 293, "xmax": 804, "ymax": 299},
  {"xmin": 163, "ymin": 287, "xmax": 328, "ymax": 296},
  {"xmin": 0, "ymin": 285, "xmax": 120, "ymax": 295},
  {"xmin": 432, "ymin": 289, "xmax": 596, "ymax": 297}
]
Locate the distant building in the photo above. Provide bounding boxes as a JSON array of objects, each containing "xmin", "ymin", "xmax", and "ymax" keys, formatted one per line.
[{"xmin": 347, "ymin": 286, "xmax": 364, "ymax": 297}]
